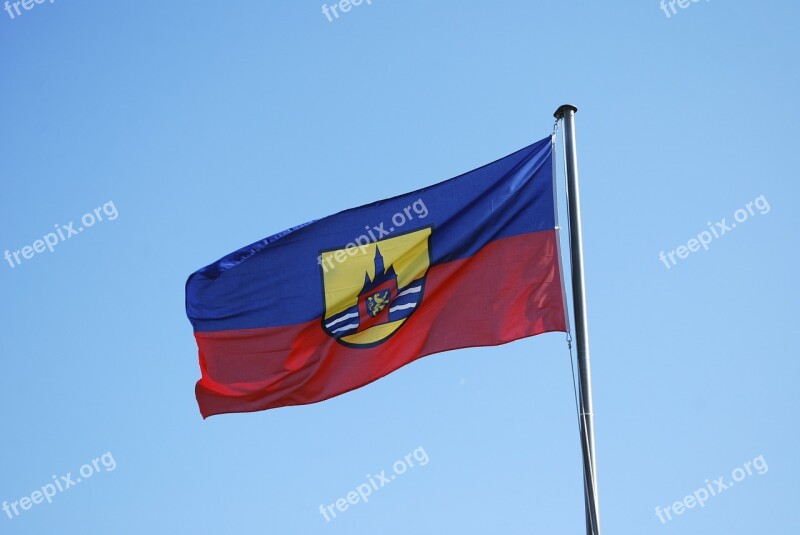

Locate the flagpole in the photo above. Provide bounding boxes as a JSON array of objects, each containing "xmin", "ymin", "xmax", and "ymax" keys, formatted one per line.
[{"xmin": 554, "ymin": 104, "xmax": 601, "ymax": 535}]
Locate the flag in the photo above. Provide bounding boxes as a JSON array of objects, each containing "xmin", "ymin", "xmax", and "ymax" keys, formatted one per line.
[{"xmin": 186, "ymin": 135, "xmax": 567, "ymax": 417}]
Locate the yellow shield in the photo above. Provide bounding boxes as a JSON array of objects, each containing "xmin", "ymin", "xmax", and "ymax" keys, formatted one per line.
[{"xmin": 320, "ymin": 227, "xmax": 431, "ymax": 347}]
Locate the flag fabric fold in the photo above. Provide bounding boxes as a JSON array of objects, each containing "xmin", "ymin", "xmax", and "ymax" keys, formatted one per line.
[{"xmin": 186, "ymin": 136, "xmax": 567, "ymax": 417}]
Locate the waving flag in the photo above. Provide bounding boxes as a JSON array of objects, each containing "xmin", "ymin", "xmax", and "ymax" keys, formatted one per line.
[{"xmin": 186, "ymin": 136, "xmax": 567, "ymax": 417}]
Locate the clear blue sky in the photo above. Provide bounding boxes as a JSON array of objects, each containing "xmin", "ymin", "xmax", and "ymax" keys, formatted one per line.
[{"xmin": 1, "ymin": 1, "xmax": 798, "ymax": 533}]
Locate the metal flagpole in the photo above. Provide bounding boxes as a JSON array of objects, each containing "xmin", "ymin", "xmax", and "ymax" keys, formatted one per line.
[{"xmin": 554, "ymin": 104, "xmax": 601, "ymax": 535}]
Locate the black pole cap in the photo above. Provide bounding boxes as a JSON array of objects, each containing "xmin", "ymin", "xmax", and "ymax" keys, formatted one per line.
[{"xmin": 554, "ymin": 104, "xmax": 578, "ymax": 119}]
